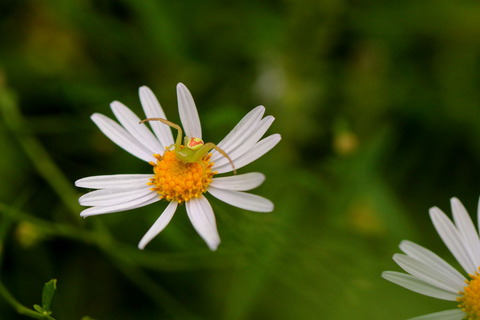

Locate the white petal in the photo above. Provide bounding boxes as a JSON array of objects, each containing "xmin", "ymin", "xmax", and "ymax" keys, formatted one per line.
[
  {"xmin": 208, "ymin": 186, "xmax": 273, "ymax": 212},
  {"xmin": 139, "ymin": 86, "xmax": 174, "ymax": 148},
  {"xmin": 478, "ymin": 196, "xmax": 480, "ymax": 237},
  {"xmin": 212, "ymin": 106, "xmax": 265, "ymax": 161},
  {"xmin": 430, "ymin": 207, "xmax": 477, "ymax": 274},
  {"xmin": 138, "ymin": 201, "xmax": 178, "ymax": 250},
  {"xmin": 214, "ymin": 134, "xmax": 281, "ymax": 174},
  {"xmin": 210, "ymin": 172, "xmax": 266, "ymax": 191},
  {"xmin": 213, "ymin": 116, "xmax": 275, "ymax": 168},
  {"xmin": 392, "ymin": 254, "xmax": 461, "ymax": 293},
  {"xmin": 186, "ymin": 196, "xmax": 220, "ymax": 250},
  {"xmin": 91, "ymin": 113, "xmax": 155, "ymax": 163},
  {"xmin": 110, "ymin": 101, "xmax": 163, "ymax": 154},
  {"xmin": 79, "ymin": 185, "xmax": 153, "ymax": 207},
  {"xmin": 400, "ymin": 241, "xmax": 466, "ymax": 287},
  {"xmin": 80, "ymin": 192, "xmax": 159, "ymax": 217},
  {"xmin": 409, "ymin": 309, "xmax": 465, "ymax": 320},
  {"xmin": 450, "ymin": 197, "xmax": 480, "ymax": 268},
  {"xmin": 382, "ymin": 271, "xmax": 459, "ymax": 301},
  {"xmin": 177, "ymin": 83, "xmax": 201, "ymax": 138},
  {"xmin": 75, "ymin": 174, "xmax": 152, "ymax": 189}
]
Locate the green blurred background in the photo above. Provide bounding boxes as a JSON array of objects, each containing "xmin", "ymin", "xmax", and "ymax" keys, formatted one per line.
[{"xmin": 1, "ymin": 0, "xmax": 480, "ymax": 319}]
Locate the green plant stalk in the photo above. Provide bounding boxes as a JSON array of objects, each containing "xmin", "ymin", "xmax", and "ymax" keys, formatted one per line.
[
  {"xmin": 0, "ymin": 202, "xmax": 200, "ymax": 318},
  {"xmin": 0, "ymin": 202, "xmax": 93, "ymax": 244},
  {"xmin": 0, "ymin": 276, "xmax": 56, "ymax": 320},
  {"xmin": 0, "ymin": 85, "xmax": 82, "ymax": 223},
  {"xmin": 0, "ymin": 201, "xmax": 232, "ymax": 271}
]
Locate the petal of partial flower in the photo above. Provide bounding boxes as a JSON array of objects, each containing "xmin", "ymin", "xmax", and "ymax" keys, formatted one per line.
[
  {"xmin": 212, "ymin": 106, "xmax": 265, "ymax": 161},
  {"xmin": 79, "ymin": 185, "xmax": 154, "ymax": 207},
  {"xmin": 392, "ymin": 254, "xmax": 462, "ymax": 293},
  {"xmin": 186, "ymin": 196, "xmax": 220, "ymax": 251},
  {"xmin": 450, "ymin": 197, "xmax": 480, "ymax": 268},
  {"xmin": 138, "ymin": 201, "xmax": 178, "ymax": 250},
  {"xmin": 91, "ymin": 113, "xmax": 155, "ymax": 163},
  {"xmin": 399, "ymin": 240, "xmax": 466, "ymax": 287},
  {"xmin": 177, "ymin": 83, "xmax": 201, "ymax": 139},
  {"xmin": 382, "ymin": 271, "xmax": 459, "ymax": 301},
  {"xmin": 214, "ymin": 133, "xmax": 281, "ymax": 174},
  {"xmin": 75, "ymin": 174, "xmax": 152, "ymax": 189},
  {"xmin": 80, "ymin": 192, "xmax": 160, "ymax": 217},
  {"xmin": 139, "ymin": 86, "xmax": 174, "ymax": 148},
  {"xmin": 430, "ymin": 207, "xmax": 477, "ymax": 274},
  {"xmin": 478, "ymin": 196, "xmax": 480, "ymax": 238},
  {"xmin": 409, "ymin": 309, "xmax": 465, "ymax": 320},
  {"xmin": 210, "ymin": 172, "xmax": 265, "ymax": 191},
  {"xmin": 208, "ymin": 186, "xmax": 273, "ymax": 212},
  {"xmin": 110, "ymin": 101, "xmax": 163, "ymax": 154}
]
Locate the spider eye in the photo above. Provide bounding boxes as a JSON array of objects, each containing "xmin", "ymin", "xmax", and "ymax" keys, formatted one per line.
[{"xmin": 187, "ymin": 137, "xmax": 204, "ymax": 150}]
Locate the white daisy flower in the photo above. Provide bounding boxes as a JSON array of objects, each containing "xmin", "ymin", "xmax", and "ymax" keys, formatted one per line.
[
  {"xmin": 75, "ymin": 83, "xmax": 281, "ymax": 251},
  {"xmin": 382, "ymin": 197, "xmax": 480, "ymax": 320}
]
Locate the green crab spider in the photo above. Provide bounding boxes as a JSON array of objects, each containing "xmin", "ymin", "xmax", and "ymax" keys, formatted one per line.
[{"xmin": 140, "ymin": 118, "xmax": 236, "ymax": 174}]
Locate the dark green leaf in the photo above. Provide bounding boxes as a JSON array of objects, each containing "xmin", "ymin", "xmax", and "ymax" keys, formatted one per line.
[
  {"xmin": 33, "ymin": 304, "xmax": 43, "ymax": 313},
  {"xmin": 41, "ymin": 279, "xmax": 57, "ymax": 313}
]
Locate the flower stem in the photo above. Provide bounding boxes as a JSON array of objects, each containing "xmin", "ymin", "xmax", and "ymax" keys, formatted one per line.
[
  {"xmin": 0, "ymin": 83, "xmax": 82, "ymax": 223},
  {"xmin": 0, "ymin": 281, "xmax": 56, "ymax": 320}
]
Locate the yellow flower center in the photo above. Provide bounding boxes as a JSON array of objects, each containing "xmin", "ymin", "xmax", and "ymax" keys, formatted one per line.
[
  {"xmin": 149, "ymin": 149, "xmax": 215, "ymax": 203},
  {"xmin": 458, "ymin": 269, "xmax": 480, "ymax": 319}
]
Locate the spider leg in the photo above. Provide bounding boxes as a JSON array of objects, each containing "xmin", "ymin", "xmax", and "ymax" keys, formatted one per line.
[
  {"xmin": 201, "ymin": 143, "xmax": 236, "ymax": 174},
  {"xmin": 140, "ymin": 118, "xmax": 183, "ymax": 149}
]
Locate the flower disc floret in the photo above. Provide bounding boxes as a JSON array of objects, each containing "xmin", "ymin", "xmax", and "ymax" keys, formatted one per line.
[
  {"xmin": 149, "ymin": 149, "xmax": 215, "ymax": 203},
  {"xmin": 458, "ymin": 269, "xmax": 480, "ymax": 319}
]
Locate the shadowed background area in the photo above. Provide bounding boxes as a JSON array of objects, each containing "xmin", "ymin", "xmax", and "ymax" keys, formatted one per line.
[{"xmin": 1, "ymin": 0, "xmax": 480, "ymax": 319}]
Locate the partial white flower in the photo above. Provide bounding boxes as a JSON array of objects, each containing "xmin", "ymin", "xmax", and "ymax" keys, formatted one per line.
[
  {"xmin": 382, "ymin": 197, "xmax": 480, "ymax": 320},
  {"xmin": 76, "ymin": 83, "xmax": 281, "ymax": 251}
]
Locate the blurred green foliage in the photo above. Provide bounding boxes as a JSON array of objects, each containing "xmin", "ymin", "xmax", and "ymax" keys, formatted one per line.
[{"xmin": 1, "ymin": 0, "xmax": 480, "ymax": 319}]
